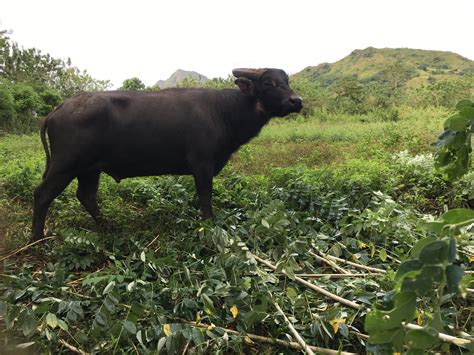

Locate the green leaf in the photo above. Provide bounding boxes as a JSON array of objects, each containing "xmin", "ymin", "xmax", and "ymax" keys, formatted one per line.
[
  {"xmin": 46, "ymin": 313, "xmax": 58, "ymax": 329},
  {"xmin": 130, "ymin": 303, "xmax": 146, "ymax": 317},
  {"xmin": 365, "ymin": 291, "xmax": 417, "ymax": 333},
  {"xmin": 405, "ymin": 327, "xmax": 438, "ymax": 350},
  {"xmin": 456, "ymin": 99, "xmax": 473, "ymax": 111},
  {"xmin": 140, "ymin": 251, "xmax": 146, "ymax": 262},
  {"xmin": 379, "ymin": 248, "xmax": 387, "ymax": 262},
  {"xmin": 368, "ymin": 327, "xmax": 404, "ymax": 345},
  {"xmin": 419, "ymin": 241, "xmax": 449, "ymax": 265},
  {"xmin": 446, "ymin": 265, "xmax": 464, "ymax": 294},
  {"xmin": 157, "ymin": 337, "xmax": 167, "ymax": 353},
  {"xmin": 20, "ymin": 311, "xmax": 37, "ymax": 337},
  {"xmin": 395, "ymin": 259, "xmax": 423, "ymax": 280},
  {"xmin": 201, "ymin": 294, "xmax": 216, "ymax": 316},
  {"xmin": 444, "ymin": 114, "xmax": 470, "ymax": 132},
  {"xmin": 191, "ymin": 328, "xmax": 205, "ymax": 345},
  {"xmin": 57, "ymin": 319, "xmax": 68, "ymax": 331},
  {"xmin": 33, "ymin": 301, "xmax": 52, "ymax": 315},
  {"xmin": 440, "ymin": 208, "xmax": 474, "ymax": 226},
  {"xmin": 410, "ymin": 237, "xmax": 437, "ymax": 258},
  {"xmin": 123, "ymin": 320, "xmax": 137, "ymax": 334},
  {"xmin": 261, "ymin": 219, "xmax": 270, "ymax": 228},
  {"xmin": 136, "ymin": 330, "xmax": 144, "ymax": 346},
  {"xmin": 400, "ymin": 265, "xmax": 444, "ymax": 296},
  {"xmin": 286, "ymin": 287, "xmax": 298, "ymax": 303},
  {"xmin": 103, "ymin": 281, "xmax": 115, "ymax": 295}
]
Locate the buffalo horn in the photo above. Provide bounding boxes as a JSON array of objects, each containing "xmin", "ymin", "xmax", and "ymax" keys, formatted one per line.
[{"xmin": 232, "ymin": 68, "xmax": 267, "ymax": 80}]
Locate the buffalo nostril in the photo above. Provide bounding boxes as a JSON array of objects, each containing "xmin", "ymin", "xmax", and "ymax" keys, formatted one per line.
[{"xmin": 289, "ymin": 96, "xmax": 303, "ymax": 107}]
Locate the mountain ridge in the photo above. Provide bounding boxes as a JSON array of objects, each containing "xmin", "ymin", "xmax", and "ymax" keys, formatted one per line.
[{"xmin": 292, "ymin": 47, "xmax": 474, "ymax": 87}]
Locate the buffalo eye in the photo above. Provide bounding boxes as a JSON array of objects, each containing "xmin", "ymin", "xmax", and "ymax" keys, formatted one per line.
[{"xmin": 263, "ymin": 81, "xmax": 275, "ymax": 88}]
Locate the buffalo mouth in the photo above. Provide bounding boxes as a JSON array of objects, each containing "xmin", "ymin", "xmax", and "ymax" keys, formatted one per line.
[{"xmin": 278, "ymin": 98, "xmax": 303, "ymax": 116}]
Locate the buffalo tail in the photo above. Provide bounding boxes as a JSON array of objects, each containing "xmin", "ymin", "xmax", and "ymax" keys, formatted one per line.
[{"xmin": 40, "ymin": 118, "xmax": 50, "ymax": 179}]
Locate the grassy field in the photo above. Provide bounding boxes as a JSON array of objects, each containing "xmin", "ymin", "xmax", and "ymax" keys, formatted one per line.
[{"xmin": 0, "ymin": 108, "xmax": 472, "ymax": 353}]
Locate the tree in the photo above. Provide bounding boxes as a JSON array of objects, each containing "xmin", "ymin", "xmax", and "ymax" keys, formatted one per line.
[
  {"xmin": 0, "ymin": 82, "xmax": 15, "ymax": 131},
  {"xmin": 0, "ymin": 28, "xmax": 110, "ymax": 97},
  {"xmin": 121, "ymin": 77, "xmax": 146, "ymax": 91}
]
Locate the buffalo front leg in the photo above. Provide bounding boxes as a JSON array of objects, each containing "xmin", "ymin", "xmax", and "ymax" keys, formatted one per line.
[
  {"xmin": 32, "ymin": 172, "xmax": 74, "ymax": 241},
  {"xmin": 192, "ymin": 166, "xmax": 214, "ymax": 219}
]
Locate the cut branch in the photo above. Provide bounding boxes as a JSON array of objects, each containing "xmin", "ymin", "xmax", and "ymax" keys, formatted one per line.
[
  {"xmin": 313, "ymin": 251, "xmax": 386, "ymax": 274},
  {"xmin": 403, "ymin": 323, "xmax": 472, "ymax": 346},
  {"xmin": 253, "ymin": 253, "xmax": 471, "ymax": 346},
  {"xmin": 188, "ymin": 322, "xmax": 357, "ymax": 355},
  {"xmin": 0, "ymin": 236, "xmax": 56, "ymax": 262},
  {"xmin": 273, "ymin": 302, "xmax": 314, "ymax": 355},
  {"xmin": 297, "ymin": 273, "xmax": 383, "ymax": 278},
  {"xmin": 59, "ymin": 339, "xmax": 89, "ymax": 355},
  {"xmin": 253, "ymin": 254, "xmax": 362, "ymax": 310},
  {"xmin": 310, "ymin": 251, "xmax": 351, "ymax": 274}
]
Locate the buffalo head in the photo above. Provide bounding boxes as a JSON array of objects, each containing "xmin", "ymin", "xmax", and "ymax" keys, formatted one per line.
[{"xmin": 233, "ymin": 68, "xmax": 303, "ymax": 116}]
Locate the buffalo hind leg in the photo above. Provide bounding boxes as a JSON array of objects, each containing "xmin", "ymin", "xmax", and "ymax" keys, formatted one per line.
[
  {"xmin": 32, "ymin": 172, "xmax": 74, "ymax": 241},
  {"xmin": 192, "ymin": 165, "xmax": 214, "ymax": 219},
  {"xmin": 76, "ymin": 171, "xmax": 104, "ymax": 226}
]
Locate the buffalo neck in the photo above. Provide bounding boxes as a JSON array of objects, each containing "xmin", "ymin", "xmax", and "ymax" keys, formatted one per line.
[{"xmin": 218, "ymin": 89, "xmax": 272, "ymax": 150}]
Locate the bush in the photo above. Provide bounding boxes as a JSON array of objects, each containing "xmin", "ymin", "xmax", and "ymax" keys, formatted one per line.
[
  {"xmin": 10, "ymin": 83, "xmax": 42, "ymax": 132},
  {"xmin": 38, "ymin": 88, "xmax": 62, "ymax": 116}
]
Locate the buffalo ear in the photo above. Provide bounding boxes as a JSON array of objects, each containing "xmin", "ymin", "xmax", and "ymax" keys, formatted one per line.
[{"xmin": 235, "ymin": 78, "xmax": 256, "ymax": 96}]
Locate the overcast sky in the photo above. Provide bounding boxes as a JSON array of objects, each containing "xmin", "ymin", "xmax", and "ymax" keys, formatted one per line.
[{"xmin": 2, "ymin": 0, "xmax": 473, "ymax": 88}]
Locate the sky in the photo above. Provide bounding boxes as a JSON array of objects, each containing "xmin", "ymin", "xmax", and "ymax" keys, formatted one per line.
[{"xmin": 2, "ymin": 0, "xmax": 473, "ymax": 88}]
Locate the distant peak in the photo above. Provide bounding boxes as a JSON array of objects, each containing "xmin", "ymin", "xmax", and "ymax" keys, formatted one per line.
[{"xmin": 155, "ymin": 69, "xmax": 209, "ymax": 88}]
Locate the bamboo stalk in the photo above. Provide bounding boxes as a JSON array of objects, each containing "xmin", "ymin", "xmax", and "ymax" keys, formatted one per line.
[
  {"xmin": 273, "ymin": 302, "xmax": 314, "ymax": 354},
  {"xmin": 314, "ymin": 251, "xmax": 386, "ymax": 274},
  {"xmin": 297, "ymin": 273, "xmax": 383, "ymax": 278},
  {"xmin": 189, "ymin": 322, "xmax": 357, "ymax": 355},
  {"xmin": 59, "ymin": 339, "xmax": 89, "ymax": 355},
  {"xmin": 403, "ymin": 323, "xmax": 472, "ymax": 346},
  {"xmin": 310, "ymin": 251, "xmax": 351, "ymax": 274},
  {"xmin": 253, "ymin": 254, "xmax": 362, "ymax": 310}
]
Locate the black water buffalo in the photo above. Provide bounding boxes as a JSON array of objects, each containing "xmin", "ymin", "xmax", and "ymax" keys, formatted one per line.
[{"xmin": 31, "ymin": 68, "xmax": 302, "ymax": 240}]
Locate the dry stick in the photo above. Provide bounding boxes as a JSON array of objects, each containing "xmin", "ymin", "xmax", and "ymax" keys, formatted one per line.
[
  {"xmin": 253, "ymin": 254, "xmax": 362, "ymax": 310},
  {"xmin": 403, "ymin": 323, "xmax": 472, "ymax": 346},
  {"xmin": 310, "ymin": 252, "xmax": 351, "ymax": 274},
  {"xmin": 312, "ymin": 251, "xmax": 386, "ymax": 274},
  {"xmin": 189, "ymin": 322, "xmax": 357, "ymax": 355},
  {"xmin": 59, "ymin": 339, "xmax": 89, "ymax": 355},
  {"xmin": 0, "ymin": 236, "xmax": 56, "ymax": 262},
  {"xmin": 297, "ymin": 273, "xmax": 383, "ymax": 278},
  {"xmin": 145, "ymin": 234, "xmax": 160, "ymax": 249},
  {"xmin": 273, "ymin": 302, "xmax": 314, "ymax": 355},
  {"xmin": 254, "ymin": 253, "xmax": 471, "ymax": 347}
]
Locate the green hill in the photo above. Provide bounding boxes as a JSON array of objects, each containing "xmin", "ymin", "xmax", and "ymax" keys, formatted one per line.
[{"xmin": 293, "ymin": 47, "xmax": 474, "ymax": 88}]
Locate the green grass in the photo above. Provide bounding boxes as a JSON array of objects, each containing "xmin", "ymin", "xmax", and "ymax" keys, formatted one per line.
[{"xmin": 230, "ymin": 106, "xmax": 448, "ymax": 174}]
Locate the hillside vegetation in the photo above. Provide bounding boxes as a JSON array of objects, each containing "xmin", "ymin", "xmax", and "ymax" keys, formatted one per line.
[{"xmin": 294, "ymin": 47, "xmax": 474, "ymax": 88}]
